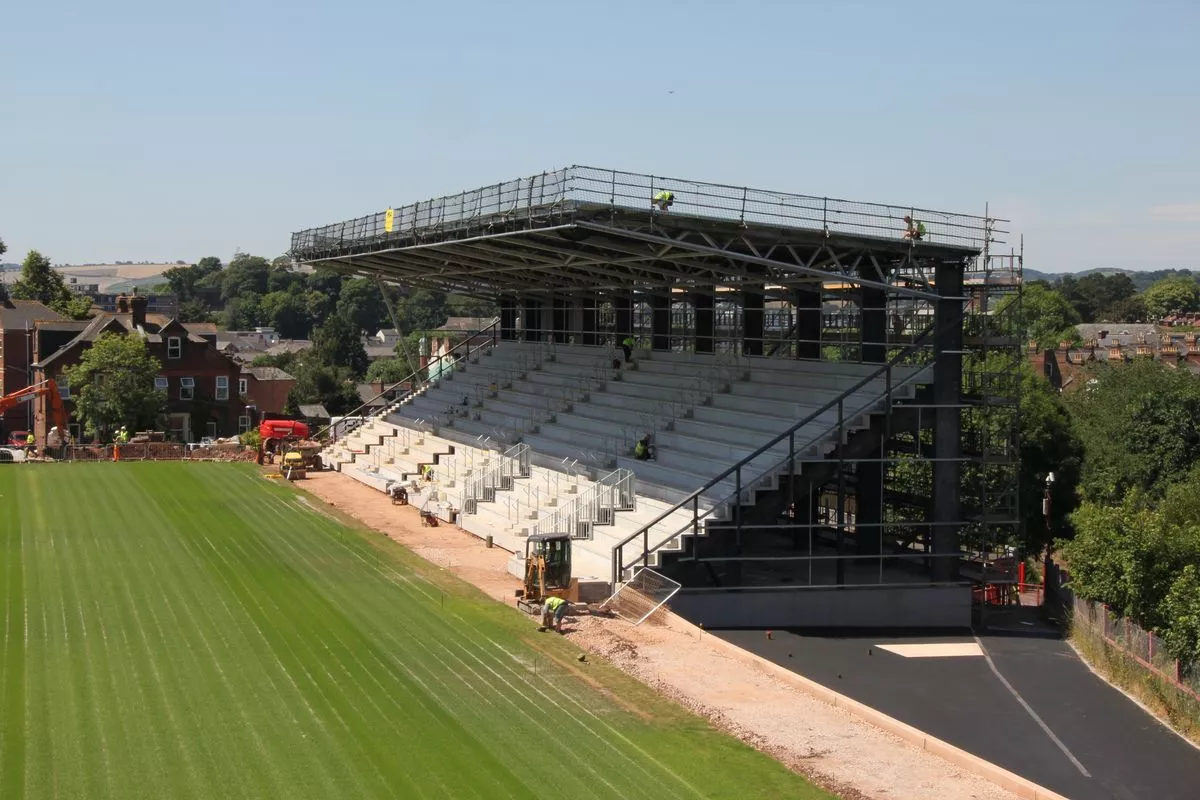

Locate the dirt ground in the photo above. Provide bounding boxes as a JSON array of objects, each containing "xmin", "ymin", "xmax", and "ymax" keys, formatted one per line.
[{"xmin": 300, "ymin": 471, "xmax": 1020, "ymax": 800}]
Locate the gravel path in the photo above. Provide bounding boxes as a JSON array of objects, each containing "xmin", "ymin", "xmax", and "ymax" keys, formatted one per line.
[{"xmin": 301, "ymin": 471, "xmax": 1020, "ymax": 800}]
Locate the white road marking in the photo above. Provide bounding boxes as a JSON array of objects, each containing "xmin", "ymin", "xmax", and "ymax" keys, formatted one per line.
[
  {"xmin": 975, "ymin": 636, "xmax": 1092, "ymax": 778},
  {"xmin": 875, "ymin": 642, "xmax": 984, "ymax": 658}
]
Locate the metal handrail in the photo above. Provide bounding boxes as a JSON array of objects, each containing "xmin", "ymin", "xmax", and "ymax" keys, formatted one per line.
[
  {"xmin": 532, "ymin": 468, "xmax": 636, "ymax": 540},
  {"xmin": 318, "ymin": 319, "xmax": 499, "ymax": 443},
  {"xmin": 610, "ymin": 325, "xmax": 938, "ymax": 587}
]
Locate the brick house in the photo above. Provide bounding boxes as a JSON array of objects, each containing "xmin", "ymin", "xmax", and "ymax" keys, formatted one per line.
[
  {"xmin": 1031, "ymin": 322, "xmax": 1200, "ymax": 391},
  {"xmin": 239, "ymin": 365, "xmax": 297, "ymax": 422},
  {"xmin": 32, "ymin": 293, "xmax": 243, "ymax": 444},
  {"xmin": 0, "ymin": 297, "xmax": 66, "ymax": 442}
]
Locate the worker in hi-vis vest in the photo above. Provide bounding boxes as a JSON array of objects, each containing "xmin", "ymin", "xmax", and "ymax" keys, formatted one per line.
[
  {"xmin": 621, "ymin": 335, "xmax": 636, "ymax": 364},
  {"xmin": 902, "ymin": 215, "xmax": 927, "ymax": 241},
  {"xmin": 652, "ymin": 190, "xmax": 675, "ymax": 212},
  {"xmin": 539, "ymin": 595, "xmax": 569, "ymax": 633}
]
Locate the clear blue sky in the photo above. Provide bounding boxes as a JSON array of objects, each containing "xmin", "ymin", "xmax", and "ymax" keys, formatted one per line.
[{"xmin": 2, "ymin": 0, "xmax": 1197, "ymax": 272}]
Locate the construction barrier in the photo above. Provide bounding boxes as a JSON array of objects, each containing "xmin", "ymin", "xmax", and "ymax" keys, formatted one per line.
[{"xmin": 63, "ymin": 443, "xmax": 256, "ymax": 463}]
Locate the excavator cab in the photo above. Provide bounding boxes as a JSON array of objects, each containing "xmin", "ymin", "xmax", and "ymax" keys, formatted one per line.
[{"xmin": 515, "ymin": 533, "xmax": 572, "ymax": 613}]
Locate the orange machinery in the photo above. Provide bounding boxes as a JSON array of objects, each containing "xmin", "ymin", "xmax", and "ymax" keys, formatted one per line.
[{"xmin": 0, "ymin": 380, "xmax": 68, "ymax": 445}]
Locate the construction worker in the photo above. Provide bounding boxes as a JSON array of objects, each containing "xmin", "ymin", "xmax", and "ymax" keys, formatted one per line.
[
  {"xmin": 621, "ymin": 335, "xmax": 636, "ymax": 364},
  {"xmin": 539, "ymin": 596, "xmax": 569, "ymax": 633},
  {"xmin": 116, "ymin": 427, "xmax": 129, "ymax": 444},
  {"xmin": 652, "ymin": 190, "xmax": 675, "ymax": 212},
  {"xmin": 902, "ymin": 215, "xmax": 927, "ymax": 241},
  {"xmin": 421, "ymin": 463, "xmax": 434, "ymax": 483},
  {"xmin": 25, "ymin": 432, "xmax": 35, "ymax": 456},
  {"xmin": 634, "ymin": 433, "xmax": 655, "ymax": 461}
]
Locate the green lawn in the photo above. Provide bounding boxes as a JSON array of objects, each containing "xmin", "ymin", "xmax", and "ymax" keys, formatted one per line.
[{"xmin": 0, "ymin": 462, "xmax": 829, "ymax": 799}]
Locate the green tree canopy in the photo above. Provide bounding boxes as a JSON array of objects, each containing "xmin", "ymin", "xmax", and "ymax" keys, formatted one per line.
[
  {"xmin": 63, "ymin": 332, "xmax": 166, "ymax": 439},
  {"xmin": 312, "ymin": 312, "xmax": 368, "ymax": 378},
  {"xmin": 1057, "ymin": 273, "xmax": 1138, "ymax": 322},
  {"xmin": 284, "ymin": 362, "xmax": 362, "ymax": 417},
  {"xmin": 1065, "ymin": 359, "xmax": 1200, "ymax": 504},
  {"xmin": 999, "ymin": 284, "xmax": 1080, "ymax": 349},
  {"xmin": 163, "ymin": 256, "xmax": 223, "ymax": 301},
  {"xmin": 177, "ymin": 298, "xmax": 215, "ymax": 323},
  {"xmin": 259, "ymin": 290, "xmax": 312, "ymax": 339},
  {"xmin": 1141, "ymin": 276, "xmax": 1200, "ymax": 318},
  {"xmin": 337, "ymin": 278, "xmax": 389, "ymax": 334},
  {"xmin": 1019, "ymin": 367, "xmax": 1083, "ymax": 553},
  {"xmin": 364, "ymin": 358, "xmax": 412, "ymax": 385},
  {"xmin": 221, "ymin": 253, "xmax": 271, "ymax": 300},
  {"xmin": 396, "ymin": 288, "xmax": 449, "ymax": 334},
  {"xmin": 10, "ymin": 250, "xmax": 92, "ymax": 320}
]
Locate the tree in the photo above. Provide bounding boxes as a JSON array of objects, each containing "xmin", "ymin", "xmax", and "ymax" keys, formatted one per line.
[
  {"xmin": 177, "ymin": 298, "xmax": 215, "ymax": 323},
  {"xmin": 10, "ymin": 250, "xmax": 92, "ymax": 319},
  {"xmin": 64, "ymin": 332, "xmax": 165, "ymax": 439},
  {"xmin": 1018, "ymin": 367, "xmax": 1083, "ymax": 553},
  {"xmin": 337, "ymin": 278, "xmax": 389, "ymax": 334},
  {"xmin": 1066, "ymin": 359, "xmax": 1200, "ymax": 504},
  {"xmin": 0, "ymin": 236, "xmax": 6, "ymax": 258},
  {"xmin": 999, "ymin": 284, "xmax": 1080, "ymax": 349},
  {"xmin": 223, "ymin": 294, "xmax": 262, "ymax": 331},
  {"xmin": 220, "ymin": 253, "xmax": 270, "ymax": 300},
  {"xmin": 1057, "ymin": 273, "xmax": 1138, "ymax": 322},
  {"xmin": 396, "ymin": 288, "xmax": 448, "ymax": 334},
  {"xmin": 267, "ymin": 266, "xmax": 305, "ymax": 294},
  {"xmin": 259, "ymin": 290, "xmax": 312, "ymax": 339},
  {"xmin": 284, "ymin": 362, "xmax": 362, "ymax": 416},
  {"xmin": 1141, "ymin": 276, "xmax": 1200, "ymax": 318},
  {"xmin": 163, "ymin": 256, "xmax": 222, "ymax": 301},
  {"xmin": 1105, "ymin": 295, "xmax": 1146, "ymax": 323},
  {"xmin": 1161, "ymin": 566, "xmax": 1200, "ymax": 664},
  {"xmin": 312, "ymin": 312, "xmax": 368, "ymax": 378},
  {"xmin": 365, "ymin": 358, "xmax": 412, "ymax": 385}
]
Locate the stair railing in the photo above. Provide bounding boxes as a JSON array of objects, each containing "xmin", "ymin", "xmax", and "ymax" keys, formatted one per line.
[
  {"xmin": 318, "ymin": 319, "xmax": 500, "ymax": 445},
  {"xmin": 610, "ymin": 325, "xmax": 937, "ymax": 587},
  {"xmin": 532, "ymin": 468, "xmax": 636, "ymax": 540}
]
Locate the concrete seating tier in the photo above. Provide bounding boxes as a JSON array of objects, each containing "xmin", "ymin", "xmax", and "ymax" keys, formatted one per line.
[{"xmin": 324, "ymin": 341, "xmax": 932, "ymax": 585}]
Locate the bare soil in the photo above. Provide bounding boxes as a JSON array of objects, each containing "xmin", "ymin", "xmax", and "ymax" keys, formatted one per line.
[{"xmin": 300, "ymin": 471, "xmax": 1020, "ymax": 800}]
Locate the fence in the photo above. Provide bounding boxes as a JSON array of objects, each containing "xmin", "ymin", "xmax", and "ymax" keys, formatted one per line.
[
  {"xmin": 291, "ymin": 166, "xmax": 1002, "ymax": 255},
  {"xmin": 1072, "ymin": 596, "xmax": 1200, "ymax": 700},
  {"xmin": 65, "ymin": 443, "xmax": 256, "ymax": 462}
]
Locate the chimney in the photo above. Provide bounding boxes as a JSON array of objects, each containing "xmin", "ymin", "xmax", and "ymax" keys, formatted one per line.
[
  {"xmin": 116, "ymin": 293, "xmax": 130, "ymax": 313},
  {"xmin": 129, "ymin": 288, "xmax": 148, "ymax": 329}
]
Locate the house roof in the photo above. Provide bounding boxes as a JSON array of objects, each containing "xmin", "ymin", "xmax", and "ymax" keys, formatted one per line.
[
  {"xmin": 298, "ymin": 404, "xmax": 330, "ymax": 418},
  {"xmin": 242, "ymin": 366, "xmax": 295, "ymax": 381},
  {"xmin": 356, "ymin": 383, "xmax": 387, "ymax": 406},
  {"xmin": 35, "ymin": 320, "xmax": 91, "ymax": 333},
  {"xmin": 0, "ymin": 300, "xmax": 67, "ymax": 329},
  {"xmin": 34, "ymin": 312, "xmax": 228, "ymax": 370},
  {"xmin": 433, "ymin": 316, "xmax": 498, "ymax": 333},
  {"xmin": 265, "ymin": 340, "xmax": 312, "ymax": 356}
]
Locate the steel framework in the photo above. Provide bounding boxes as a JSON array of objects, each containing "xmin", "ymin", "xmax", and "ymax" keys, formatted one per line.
[{"xmin": 291, "ymin": 167, "xmax": 1022, "ymax": 599}]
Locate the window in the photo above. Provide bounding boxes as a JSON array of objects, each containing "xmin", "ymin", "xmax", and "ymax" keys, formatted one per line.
[
  {"xmin": 215, "ymin": 375, "xmax": 229, "ymax": 401},
  {"xmin": 155, "ymin": 376, "xmax": 169, "ymax": 392},
  {"xmin": 179, "ymin": 377, "xmax": 195, "ymax": 400},
  {"xmin": 238, "ymin": 415, "xmax": 252, "ymax": 433},
  {"xmin": 58, "ymin": 378, "xmax": 71, "ymax": 400},
  {"xmin": 205, "ymin": 422, "xmax": 218, "ymax": 439},
  {"xmin": 238, "ymin": 377, "xmax": 248, "ymax": 397},
  {"xmin": 167, "ymin": 336, "xmax": 181, "ymax": 359}
]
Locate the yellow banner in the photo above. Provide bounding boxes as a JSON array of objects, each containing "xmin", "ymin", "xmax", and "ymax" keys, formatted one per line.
[{"xmin": 384, "ymin": 207, "xmax": 395, "ymax": 233}]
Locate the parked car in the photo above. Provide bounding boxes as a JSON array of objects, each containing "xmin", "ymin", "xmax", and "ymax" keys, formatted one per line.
[
  {"xmin": 6, "ymin": 431, "xmax": 29, "ymax": 447},
  {"xmin": 0, "ymin": 447, "xmax": 28, "ymax": 463}
]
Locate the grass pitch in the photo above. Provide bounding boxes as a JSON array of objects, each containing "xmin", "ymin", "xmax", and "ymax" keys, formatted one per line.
[{"xmin": 0, "ymin": 462, "xmax": 829, "ymax": 799}]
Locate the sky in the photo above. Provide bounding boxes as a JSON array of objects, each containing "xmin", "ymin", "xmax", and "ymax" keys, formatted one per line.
[{"xmin": 2, "ymin": 0, "xmax": 1198, "ymax": 273}]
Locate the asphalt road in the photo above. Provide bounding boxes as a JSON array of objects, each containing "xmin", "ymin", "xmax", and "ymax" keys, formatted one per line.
[{"xmin": 717, "ymin": 628, "xmax": 1200, "ymax": 799}]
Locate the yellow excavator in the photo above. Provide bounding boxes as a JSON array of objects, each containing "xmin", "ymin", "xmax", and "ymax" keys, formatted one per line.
[{"xmin": 515, "ymin": 534, "xmax": 572, "ymax": 614}]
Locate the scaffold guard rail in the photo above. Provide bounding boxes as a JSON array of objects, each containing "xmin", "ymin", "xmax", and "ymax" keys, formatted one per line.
[{"xmin": 291, "ymin": 166, "xmax": 1004, "ymax": 257}]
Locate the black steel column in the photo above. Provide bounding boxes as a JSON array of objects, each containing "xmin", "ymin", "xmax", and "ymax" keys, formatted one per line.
[
  {"xmin": 615, "ymin": 294, "xmax": 633, "ymax": 341},
  {"xmin": 651, "ymin": 293, "xmax": 671, "ymax": 351},
  {"xmin": 743, "ymin": 287, "xmax": 764, "ymax": 356},
  {"xmin": 500, "ymin": 296, "xmax": 516, "ymax": 341},
  {"xmin": 694, "ymin": 291, "xmax": 714, "ymax": 354},
  {"xmin": 794, "ymin": 287, "xmax": 822, "ymax": 360},
  {"xmin": 856, "ymin": 416, "xmax": 885, "ymax": 556},
  {"xmin": 861, "ymin": 286, "xmax": 887, "ymax": 363},
  {"xmin": 582, "ymin": 298, "xmax": 598, "ymax": 346},
  {"xmin": 551, "ymin": 297, "xmax": 569, "ymax": 344},
  {"xmin": 932, "ymin": 259, "xmax": 964, "ymax": 582},
  {"xmin": 524, "ymin": 298, "xmax": 543, "ymax": 342}
]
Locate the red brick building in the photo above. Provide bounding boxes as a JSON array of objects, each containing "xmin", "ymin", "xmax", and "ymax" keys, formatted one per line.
[
  {"xmin": 239, "ymin": 365, "xmax": 297, "ymax": 424},
  {"xmin": 0, "ymin": 298, "xmax": 66, "ymax": 442},
  {"xmin": 32, "ymin": 293, "xmax": 243, "ymax": 445}
]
